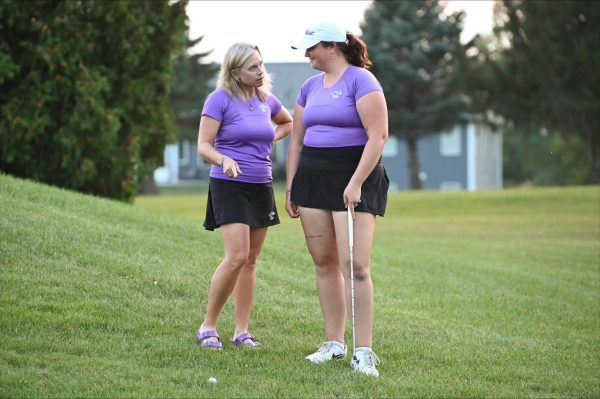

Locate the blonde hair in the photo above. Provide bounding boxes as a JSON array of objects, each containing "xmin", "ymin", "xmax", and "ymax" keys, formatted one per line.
[{"xmin": 218, "ymin": 42, "xmax": 272, "ymax": 102}]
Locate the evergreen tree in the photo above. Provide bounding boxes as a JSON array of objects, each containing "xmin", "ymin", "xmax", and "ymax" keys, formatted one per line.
[
  {"xmin": 0, "ymin": 0, "xmax": 188, "ymax": 201},
  {"xmin": 360, "ymin": 0, "xmax": 466, "ymax": 189},
  {"xmin": 170, "ymin": 37, "xmax": 218, "ymax": 142}
]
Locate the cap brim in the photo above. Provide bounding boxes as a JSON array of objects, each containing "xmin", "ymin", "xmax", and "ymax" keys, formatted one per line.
[{"xmin": 291, "ymin": 37, "xmax": 321, "ymax": 50}]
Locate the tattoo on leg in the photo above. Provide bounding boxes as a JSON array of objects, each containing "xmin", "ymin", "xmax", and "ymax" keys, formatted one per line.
[{"xmin": 305, "ymin": 234, "xmax": 324, "ymax": 239}]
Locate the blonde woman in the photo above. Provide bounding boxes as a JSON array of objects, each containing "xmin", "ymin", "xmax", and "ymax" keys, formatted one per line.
[{"xmin": 196, "ymin": 43, "xmax": 292, "ymax": 349}]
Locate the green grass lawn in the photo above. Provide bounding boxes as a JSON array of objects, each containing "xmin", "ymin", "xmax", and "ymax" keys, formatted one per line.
[{"xmin": 2, "ymin": 173, "xmax": 599, "ymax": 398}]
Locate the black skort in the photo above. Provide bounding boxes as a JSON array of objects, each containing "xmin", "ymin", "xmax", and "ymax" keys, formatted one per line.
[
  {"xmin": 290, "ymin": 145, "xmax": 389, "ymax": 216},
  {"xmin": 203, "ymin": 177, "xmax": 280, "ymax": 231}
]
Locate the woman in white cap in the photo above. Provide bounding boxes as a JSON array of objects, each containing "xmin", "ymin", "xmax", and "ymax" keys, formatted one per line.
[{"xmin": 286, "ymin": 21, "xmax": 389, "ymax": 377}]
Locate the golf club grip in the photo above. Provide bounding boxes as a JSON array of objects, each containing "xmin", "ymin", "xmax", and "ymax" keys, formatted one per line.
[{"xmin": 347, "ymin": 207, "xmax": 354, "ymax": 248}]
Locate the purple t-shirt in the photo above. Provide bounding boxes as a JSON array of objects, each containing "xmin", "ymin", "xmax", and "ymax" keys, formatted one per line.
[
  {"xmin": 202, "ymin": 88, "xmax": 282, "ymax": 183},
  {"xmin": 296, "ymin": 65, "xmax": 383, "ymax": 148}
]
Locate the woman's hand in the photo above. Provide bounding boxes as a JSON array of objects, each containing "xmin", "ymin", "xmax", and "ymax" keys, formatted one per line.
[
  {"xmin": 222, "ymin": 157, "xmax": 242, "ymax": 178},
  {"xmin": 343, "ymin": 182, "xmax": 362, "ymax": 219},
  {"xmin": 285, "ymin": 190, "xmax": 300, "ymax": 218}
]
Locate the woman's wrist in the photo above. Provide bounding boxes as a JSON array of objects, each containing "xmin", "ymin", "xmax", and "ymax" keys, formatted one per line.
[{"xmin": 219, "ymin": 155, "xmax": 230, "ymax": 168}]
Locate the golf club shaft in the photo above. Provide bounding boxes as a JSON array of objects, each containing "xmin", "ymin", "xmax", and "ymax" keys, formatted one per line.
[{"xmin": 347, "ymin": 207, "xmax": 356, "ymax": 356}]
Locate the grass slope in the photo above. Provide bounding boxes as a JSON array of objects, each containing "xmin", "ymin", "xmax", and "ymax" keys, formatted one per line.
[{"xmin": 1, "ymin": 173, "xmax": 599, "ymax": 398}]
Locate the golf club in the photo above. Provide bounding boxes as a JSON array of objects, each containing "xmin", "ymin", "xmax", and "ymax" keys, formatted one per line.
[{"xmin": 347, "ymin": 206, "xmax": 356, "ymax": 358}]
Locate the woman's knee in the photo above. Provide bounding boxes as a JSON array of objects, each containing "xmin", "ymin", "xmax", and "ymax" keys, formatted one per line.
[
  {"xmin": 242, "ymin": 256, "xmax": 258, "ymax": 273},
  {"xmin": 311, "ymin": 252, "xmax": 338, "ymax": 270},
  {"xmin": 348, "ymin": 260, "xmax": 371, "ymax": 281},
  {"xmin": 309, "ymin": 254, "xmax": 339, "ymax": 280},
  {"xmin": 246, "ymin": 247, "xmax": 262, "ymax": 266},
  {"xmin": 225, "ymin": 248, "xmax": 250, "ymax": 269}
]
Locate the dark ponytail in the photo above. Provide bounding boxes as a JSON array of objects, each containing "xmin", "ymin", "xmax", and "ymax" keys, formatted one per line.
[
  {"xmin": 322, "ymin": 32, "xmax": 372, "ymax": 69},
  {"xmin": 339, "ymin": 32, "xmax": 372, "ymax": 69}
]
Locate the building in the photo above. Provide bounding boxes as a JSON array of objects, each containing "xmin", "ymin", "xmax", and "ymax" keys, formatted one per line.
[
  {"xmin": 383, "ymin": 121, "xmax": 503, "ymax": 191},
  {"xmin": 154, "ymin": 62, "xmax": 502, "ymax": 191}
]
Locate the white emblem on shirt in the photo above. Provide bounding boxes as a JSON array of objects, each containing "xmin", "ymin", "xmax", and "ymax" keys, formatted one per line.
[
  {"xmin": 330, "ymin": 90, "xmax": 343, "ymax": 99},
  {"xmin": 259, "ymin": 104, "xmax": 268, "ymax": 112},
  {"xmin": 268, "ymin": 211, "xmax": 276, "ymax": 220}
]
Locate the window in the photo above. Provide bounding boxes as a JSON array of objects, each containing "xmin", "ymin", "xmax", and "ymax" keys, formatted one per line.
[
  {"xmin": 179, "ymin": 140, "xmax": 190, "ymax": 166},
  {"xmin": 440, "ymin": 126, "xmax": 462, "ymax": 157},
  {"xmin": 383, "ymin": 136, "xmax": 398, "ymax": 157}
]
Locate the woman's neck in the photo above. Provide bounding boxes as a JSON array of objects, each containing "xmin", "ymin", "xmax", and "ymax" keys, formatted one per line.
[
  {"xmin": 323, "ymin": 58, "xmax": 350, "ymax": 87},
  {"xmin": 242, "ymin": 86, "xmax": 256, "ymax": 99}
]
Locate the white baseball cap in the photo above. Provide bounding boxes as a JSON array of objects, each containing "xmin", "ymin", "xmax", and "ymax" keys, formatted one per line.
[{"xmin": 291, "ymin": 21, "xmax": 347, "ymax": 50}]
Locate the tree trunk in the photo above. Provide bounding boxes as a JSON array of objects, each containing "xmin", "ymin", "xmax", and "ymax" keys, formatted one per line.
[
  {"xmin": 407, "ymin": 136, "xmax": 422, "ymax": 190},
  {"xmin": 591, "ymin": 133, "xmax": 600, "ymax": 185},
  {"xmin": 139, "ymin": 175, "xmax": 159, "ymax": 195}
]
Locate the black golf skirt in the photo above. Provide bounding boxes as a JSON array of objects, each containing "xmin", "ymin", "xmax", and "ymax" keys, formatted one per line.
[
  {"xmin": 290, "ymin": 145, "xmax": 389, "ymax": 216},
  {"xmin": 203, "ymin": 177, "xmax": 280, "ymax": 231}
]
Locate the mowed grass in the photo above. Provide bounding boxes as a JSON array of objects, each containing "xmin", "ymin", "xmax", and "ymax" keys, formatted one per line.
[{"xmin": 1, "ymin": 173, "xmax": 599, "ymax": 398}]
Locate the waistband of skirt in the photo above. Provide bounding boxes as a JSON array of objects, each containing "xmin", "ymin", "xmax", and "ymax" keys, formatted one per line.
[
  {"xmin": 209, "ymin": 177, "xmax": 272, "ymax": 188},
  {"xmin": 299, "ymin": 145, "xmax": 381, "ymax": 172}
]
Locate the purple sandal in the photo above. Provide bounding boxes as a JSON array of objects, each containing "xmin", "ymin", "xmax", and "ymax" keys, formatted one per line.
[
  {"xmin": 197, "ymin": 330, "xmax": 223, "ymax": 349},
  {"xmin": 230, "ymin": 332, "xmax": 262, "ymax": 348}
]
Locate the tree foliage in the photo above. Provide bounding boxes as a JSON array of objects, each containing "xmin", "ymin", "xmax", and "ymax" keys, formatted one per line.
[
  {"xmin": 360, "ymin": 0, "xmax": 466, "ymax": 189},
  {"xmin": 460, "ymin": 0, "xmax": 600, "ymax": 184},
  {"xmin": 503, "ymin": 129, "xmax": 591, "ymax": 186},
  {"xmin": 0, "ymin": 0, "xmax": 188, "ymax": 201},
  {"xmin": 170, "ymin": 38, "xmax": 218, "ymax": 142}
]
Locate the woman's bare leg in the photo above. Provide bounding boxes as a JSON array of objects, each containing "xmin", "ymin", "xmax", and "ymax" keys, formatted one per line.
[
  {"xmin": 199, "ymin": 223, "xmax": 251, "ymax": 343},
  {"xmin": 299, "ymin": 207, "xmax": 346, "ymax": 343},
  {"xmin": 333, "ymin": 211, "xmax": 376, "ymax": 348},
  {"xmin": 232, "ymin": 226, "xmax": 268, "ymax": 342}
]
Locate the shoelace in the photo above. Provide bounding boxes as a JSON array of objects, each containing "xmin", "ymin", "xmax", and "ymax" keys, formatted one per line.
[
  {"xmin": 358, "ymin": 351, "xmax": 380, "ymax": 368},
  {"xmin": 317, "ymin": 341, "xmax": 334, "ymax": 354}
]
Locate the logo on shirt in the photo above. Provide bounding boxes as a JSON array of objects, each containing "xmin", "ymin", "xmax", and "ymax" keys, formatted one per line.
[
  {"xmin": 305, "ymin": 30, "xmax": 315, "ymax": 35},
  {"xmin": 268, "ymin": 211, "xmax": 276, "ymax": 221},
  {"xmin": 259, "ymin": 104, "xmax": 268, "ymax": 112},
  {"xmin": 330, "ymin": 90, "xmax": 343, "ymax": 99}
]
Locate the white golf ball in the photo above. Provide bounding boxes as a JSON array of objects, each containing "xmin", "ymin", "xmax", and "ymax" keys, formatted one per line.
[{"xmin": 208, "ymin": 377, "xmax": 217, "ymax": 384}]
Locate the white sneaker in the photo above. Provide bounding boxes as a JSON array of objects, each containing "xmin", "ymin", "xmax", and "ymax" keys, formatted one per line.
[
  {"xmin": 351, "ymin": 347, "xmax": 380, "ymax": 377},
  {"xmin": 305, "ymin": 340, "xmax": 347, "ymax": 364}
]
